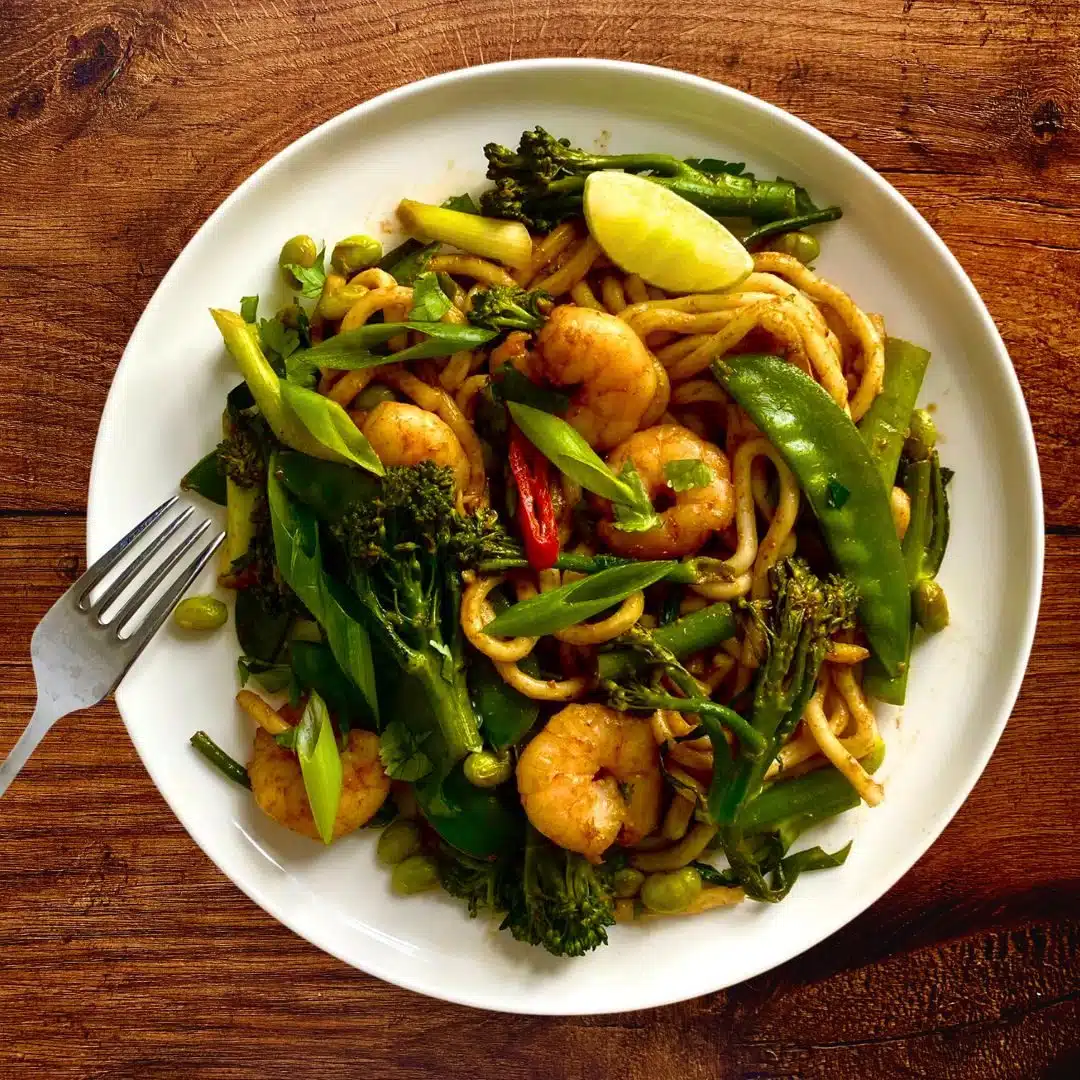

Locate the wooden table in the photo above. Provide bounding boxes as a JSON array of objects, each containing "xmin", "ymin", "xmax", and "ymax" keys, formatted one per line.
[{"xmin": 2, "ymin": 2, "xmax": 1077, "ymax": 1077}]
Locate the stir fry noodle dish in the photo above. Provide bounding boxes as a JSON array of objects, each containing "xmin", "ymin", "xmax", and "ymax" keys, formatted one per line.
[{"xmin": 181, "ymin": 128, "xmax": 951, "ymax": 957}]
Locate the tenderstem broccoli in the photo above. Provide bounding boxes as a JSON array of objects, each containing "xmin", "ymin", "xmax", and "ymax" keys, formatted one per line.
[
  {"xmin": 467, "ymin": 284, "xmax": 552, "ymax": 333},
  {"xmin": 480, "ymin": 127, "xmax": 803, "ymax": 231}
]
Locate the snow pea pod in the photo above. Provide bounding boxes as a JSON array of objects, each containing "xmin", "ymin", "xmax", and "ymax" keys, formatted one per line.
[
  {"xmin": 712, "ymin": 354, "xmax": 910, "ymax": 676},
  {"xmin": 857, "ymin": 337, "xmax": 930, "ymax": 488}
]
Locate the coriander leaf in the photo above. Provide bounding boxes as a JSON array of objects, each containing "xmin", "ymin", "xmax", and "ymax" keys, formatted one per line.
[
  {"xmin": 240, "ymin": 295, "xmax": 259, "ymax": 323},
  {"xmin": 612, "ymin": 459, "xmax": 662, "ymax": 533},
  {"xmin": 825, "ymin": 478, "xmax": 850, "ymax": 509},
  {"xmin": 388, "ymin": 240, "xmax": 439, "ymax": 285},
  {"xmin": 284, "ymin": 247, "xmax": 327, "ymax": 299},
  {"xmin": 442, "ymin": 192, "xmax": 479, "ymax": 214},
  {"xmin": 664, "ymin": 458, "xmax": 714, "ymax": 492},
  {"xmin": 258, "ymin": 317, "xmax": 300, "ymax": 361},
  {"xmin": 237, "ymin": 656, "xmax": 294, "ymax": 694},
  {"xmin": 379, "ymin": 720, "xmax": 433, "ymax": 781},
  {"xmin": 274, "ymin": 727, "xmax": 299, "ymax": 750},
  {"xmin": 409, "ymin": 271, "xmax": 453, "ymax": 322}
]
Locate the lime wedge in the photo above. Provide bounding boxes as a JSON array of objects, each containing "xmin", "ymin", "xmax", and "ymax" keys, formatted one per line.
[{"xmin": 583, "ymin": 170, "xmax": 753, "ymax": 293}]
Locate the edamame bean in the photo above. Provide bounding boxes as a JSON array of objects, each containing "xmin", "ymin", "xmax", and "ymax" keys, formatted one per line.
[
  {"xmin": 376, "ymin": 819, "xmax": 422, "ymax": 866},
  {"xmin": 767, "ymin": 230, "xmax": 820, "ymax": 264},
  {"xmin": 353, "ymin": 384, "xmax": 397, "ymax": 411},
  {"xmin": 391, "ymin": 854, "xmax": 439, "ymax": 895},
  {"xmin": 913, "ymin": 578, "xmax": 949, "ymax": 633},
  {"xmin": 279, "ymin": 234, "xmax": 318, "ymax": 284},
  {"xmin": 612, "ymin": 867, "xmax": 645, "ymax": 898},
  {"xmin": 331, "ymin": 234, "xmax": 383, "ymax": 275},
  {"xmin": 463, "ymin": 749, "xmax": 513, "ymax": 788},
  {"xmin": 173, "ymin": 595, "xmax": 227, "ymax": 632},
  {"xmin": 640, "ymin": 866, "xmax": 703, "ymax": 914},
  {"xmin": 904, "ymin": 408, "xmax": 938, "ymax": 462}
]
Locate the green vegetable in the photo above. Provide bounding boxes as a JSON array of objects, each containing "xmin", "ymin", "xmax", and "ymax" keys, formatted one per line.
[
  {"xmin": 408, "ymin": 271, "xmax": 454, "ymax": 322},
  {"xmin": 180, "ymin": 449, "xmax": 228, "ymax": 506},
  {"xmin": 290, "ymin": 640, "xmax": 374, "ymax": 732},
  {"xmin": 173, "ymin": 595, "xmax": 228, "ymax": 632},
  {"xmin": 420, "ymin": 759, "xmax": 524, "ymax": 857},
  {"xmin": 283, "ymin": 250, "xmax": 327, "ymax": 299},
  {"xmin": 858, "ymin": 337, "xmax": 932, "ymax": 488},
  {"xmin": 484, "ymin": 560, "xmax": 675, "ymax": 638},
  {"xmin": 353, "ymin": 384, "xmax": 397, "ymax": 411},
  {"xmin": 211, "ymin": 308, "xmax": 383, "ymax": 471},
  {"xmin": 713, "ymin": 353, "xmax": 910, "ymax": 676},
  {"xmin": 766, "ymin": 230, "xmax": 821, "ymax": 265},
  {"xmin": 603, "ymin": 626, "xmax": 768, "ymax": 757},
  {"xmin": 331, "ymin": 234, "xmax": 382, "ymax": 275},
  {"xmin": 190, "ymin": 731, "xmax": 251, "ymax": 788},
  {"xmin": 742, "ymin": 208, "xmax": 843, "ymax": 250},
  {"xmin": 288, "ymin": 320, "xmax": 496, "ymax": 378},
  {"xmin": 492, "ymin": 365, "xmax": 569, "ymax": 415},
  {"xmin": 711, "ymin": 558, "xmax": 857, "ymax": 826},
  {"xmin": 904, "ymin": 408, "xmax": 938, "ymax": 462},
  {"xmin": 468, "ymin": 654, "xmax": 539, "ymax": 749},
  {"xmin": 507, "ymin": 401, "xmax": 660, "ymax": 530},
  {"xmin": 237, "ymin": 656, "xmax": 295, "ymax": 696},
  {"xmin": 376, "ymin": 819, "xmax": 422, "ymax": 866},
  {"xmin": 467, "ymin": 285, "xmax": 552, "ymax": 333},
  {"xmin": 481, "ymin": 127, "xmax": 802, "ymax": 231},
  {"xmin": 663, "ymin": 458, "xmax": 714, "ymax": 492},
  {"xmin": 278, "ymin": 381, "xmax": 383, "ymax": 475},
  {"xmin": 266, "ymin": 462, "xmax": 380, "ymax": 724},
  {"xmin": 913, "ymin": 577, "xmax": 949, "ymax": 633},
  {"xmin": 392, "ymin": 854, "xmax": 440, "ymax": 895},
  {"xmin": 719, "ymin": 828, "xmax": 851, "ymax": 903},
  {"xmin": 239, "ymin": 295, "xmax": 259, "ymax": 323},
  {"xmin": 825, "ymin": 479, "xmax": 850, "ymax": 509},
  {"xmin": 612, "ymin": 867, "xmax": 645, "ymax": 898},
  {"xmin": 640, "ymin": 867, "xmax": 702, "ymax": 913},
  {"xmin": 258, "ymin": 316, "xmax": 300, "ymax": 365},
  {"xmin": 596, "ymin": 601, "xmax": 735, "ymax": 681},
  {"xmin": 384, "ymin": 239, "xmax": 440, "ymax": 285},
  {"xmin": 398, "ymin": 198, "xmax": 532, "ymax": 271},
  {"xmin": 293, "ymin": 691, "xmax": 343, "ymax": 845},
  {"xmin": 279, "ymin": 234, "xmax": 318, "ymax": 282},
  {"xmin": 463, "ymin": 749, "xmax": 513, "ymax": 788}
]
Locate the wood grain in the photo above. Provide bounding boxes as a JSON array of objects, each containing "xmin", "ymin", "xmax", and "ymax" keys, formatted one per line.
[{"xmin": 1, "ymin": 1, "xmax": 1078, "ymax": 1077}]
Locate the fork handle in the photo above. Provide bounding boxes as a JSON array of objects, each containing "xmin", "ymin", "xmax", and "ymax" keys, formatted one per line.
[{"xmin": 0, "ymin": 701, "xmax": 64, "ymax": 799}]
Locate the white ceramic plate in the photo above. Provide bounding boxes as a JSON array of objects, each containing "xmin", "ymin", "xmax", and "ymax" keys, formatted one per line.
[{"xmin": 87, "ymin": 60, "xmax": 1043, "ymax": 1014}]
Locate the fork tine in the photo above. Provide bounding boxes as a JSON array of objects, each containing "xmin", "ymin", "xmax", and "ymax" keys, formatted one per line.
[
  {"xmin": 75, "ymin": 496, "xmax": 180, "ymax": 604},
  {"xmin": 119, "ymin": 529, "xmax": 225, "ymax": 658},
  {"xmin": 89, "ymin": 506, "xmax": 196, "ymax": 621},
  {"xmin": 111, "ymin": 518, "xmax": 214, "ymax": 634}
]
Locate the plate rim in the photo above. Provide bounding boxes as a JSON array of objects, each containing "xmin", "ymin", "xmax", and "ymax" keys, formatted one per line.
[{"xmin": 87, "ymin": 57, "xmax": 1045, "ymax": 1014}]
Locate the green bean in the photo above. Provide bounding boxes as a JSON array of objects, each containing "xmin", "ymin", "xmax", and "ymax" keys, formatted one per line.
[
  {"xmin": 279, "ymin": 234, "xmax": 318, "ymax": 284},
  {"xmin": 640, "ymin": 867, "xmax": 703, "ymax": 913},
  {"xmin": 714, "ymin": 354, "xmax": 911, "ymax": 676},
  {"xmin": 612, "ymin": 867, "xmax": 645, "ymax": 898},
  {"xmin": 597, "ymin": 602, "xmax": 736, "ymax": 681},
  {"xmin": 331, "ymin": 234, "xmax": 383, "ymax": 275},
  {"xmin": 377, "ymin": 819, "xmax": 422, "ymax": 866},
  {"xmin": 392, "ymin": 854, "xmax": 440, "ymax": 895},
  {"xmin": 173, "ymin": 596, "xmax": 228, "ymax": 632},
  {"xmin": 190, "ymin": 731, "xmax": 251, "ymax": 788},
  {"xmin": 463, "ymin": 749, "xmax": 513, "ymax": 788},
  {"xmin": 766, "ymin": 230, "xmax": 820, "ymax": 264},
  {"xmin": 858, "ymin": 337, "xmax": 931, "ymax": 489}
]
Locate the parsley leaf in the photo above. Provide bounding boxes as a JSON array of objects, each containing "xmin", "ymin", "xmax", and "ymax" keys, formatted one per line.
[
  {"xmin": 258, "ymin": 317, "xmax": 300, "ymax": 363},
  {"xmin": 284, "ymin": 247, "xmax": 327, "ymax": 299},
  {"xmin": 612, "ymin": 459, "xmax": 662, "ymax": 533},
  {"xmin": 825, "ymin": 479, "xmax": 850, "ymax": 509},
  {"xmin": 408, "ymin": 271, "xmax": 454, "ymax": 322},
  {"xmin": 379, "ymin": 720, "xmax": 433, "ymax": 781},
  {"xmin": 240, "ymin": 295, "xmax": 259, "ymax": 324},
  {"xmin": 664, "ymin": 458, "xmax": 714, "ymax": 492}
]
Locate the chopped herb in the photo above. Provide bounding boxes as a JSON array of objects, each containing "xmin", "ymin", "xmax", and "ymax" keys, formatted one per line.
[{"xmin": 664, "ymin": 459, "xmax": 714, "ymax": 492}]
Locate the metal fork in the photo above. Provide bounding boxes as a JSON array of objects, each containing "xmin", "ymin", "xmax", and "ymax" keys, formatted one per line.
[{"xmin": 0, "ymin": 496, "xmax": 225, "ymax": 798}]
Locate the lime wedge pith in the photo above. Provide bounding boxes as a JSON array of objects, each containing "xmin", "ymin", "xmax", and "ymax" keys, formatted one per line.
[{"xmin": 583, "ymin": 170, "xmax": 754, "ymax": 294}]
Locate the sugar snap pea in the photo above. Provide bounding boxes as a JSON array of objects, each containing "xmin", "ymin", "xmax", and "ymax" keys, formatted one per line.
[{"xmin": 712, "ymin": 354, "xmax": 910, "ymax": 675}]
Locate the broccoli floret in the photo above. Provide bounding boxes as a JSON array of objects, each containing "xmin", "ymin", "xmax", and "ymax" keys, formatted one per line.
[
  {"xmin": 332, "ymin": 462, "xmax": 519, "ymax": 775},
  {"xmin": 467, "ymin": 285, "xmax": 552, "ymax": 333},
  {"xmin": 479, "ymin": 126, "xmax": 802, "ymax": 231},
  {"xmin": 437, "ymin": 828, "xmax": 615, "ymax": 958}
]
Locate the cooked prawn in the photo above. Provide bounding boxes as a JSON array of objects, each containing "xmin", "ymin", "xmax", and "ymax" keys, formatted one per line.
[
  {"xmin": 516, "ymin": 703, "xmax": 662, "ymax": 861},
  {"xmin": 534, "ymin": 305, "xmax": 660, "ymax": 450},
  {"xmin": 360, "ymin": 401, "xmax": 469, "ymax": 493},
  {"xmin": 598, "ymin": 424, "xmax": 735, "ymax": 558},
  {"xmin": 248, "ymin": 727, "xmax": 390, "ymax": 841}
]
